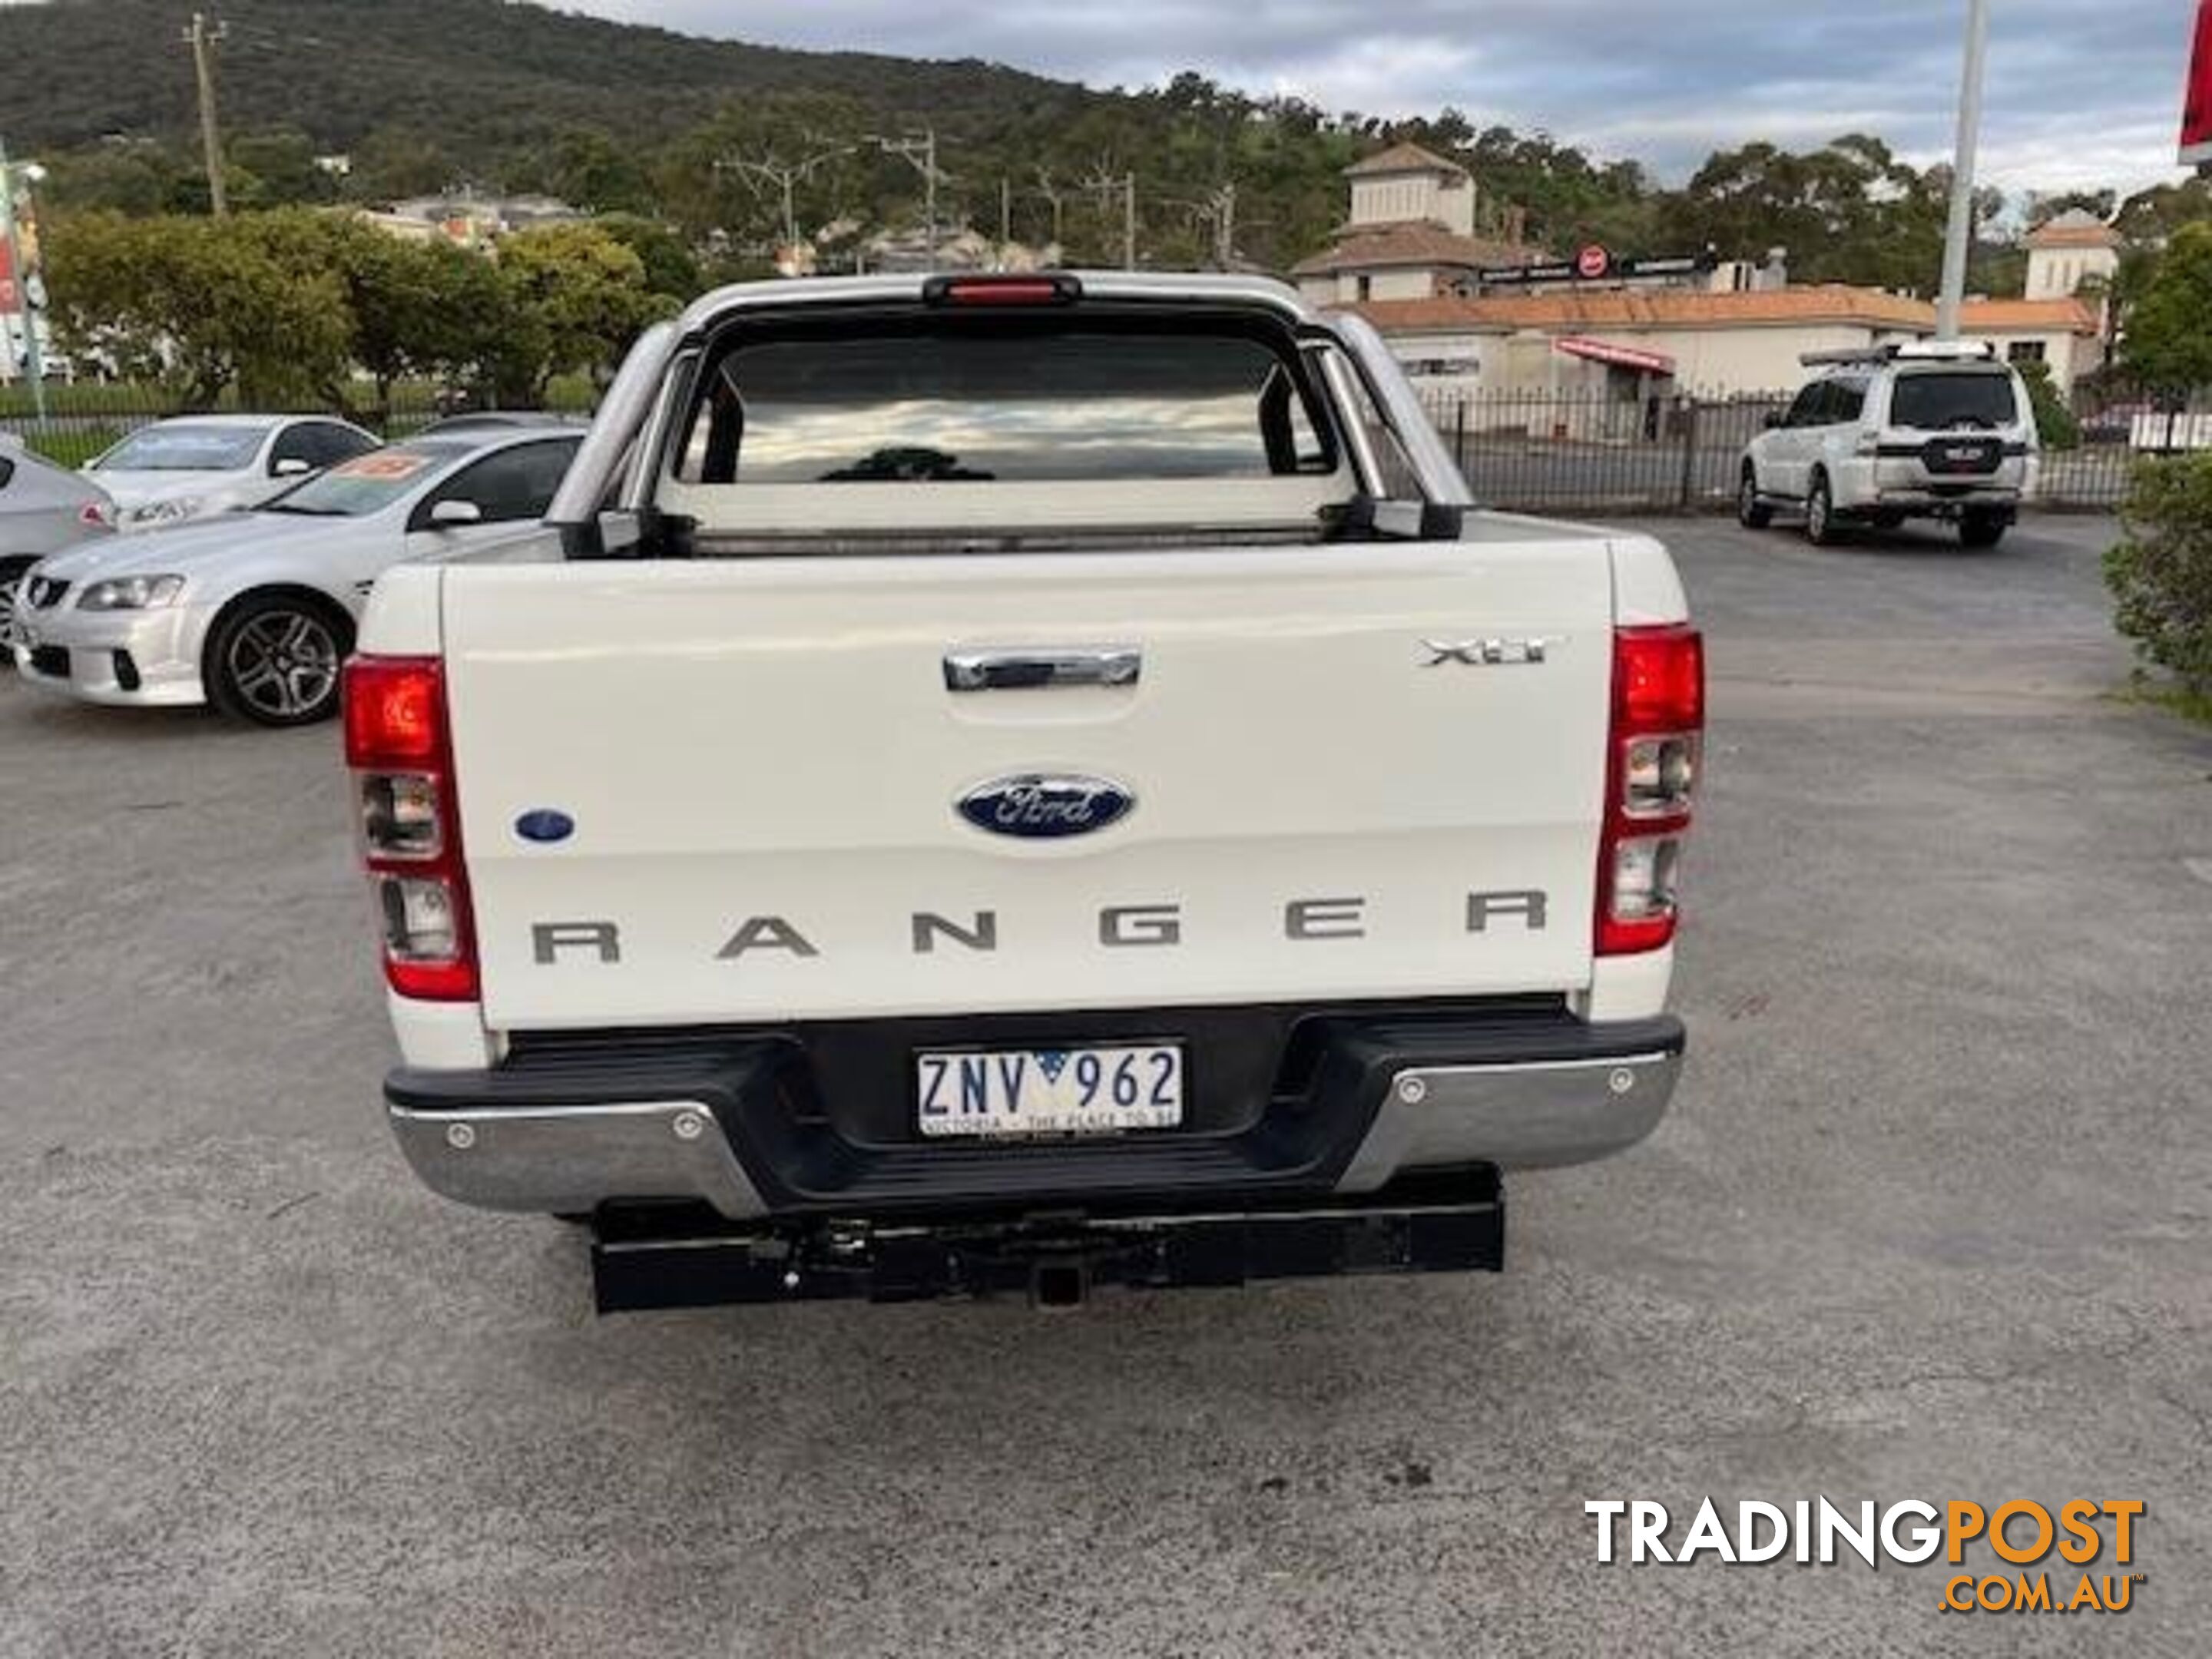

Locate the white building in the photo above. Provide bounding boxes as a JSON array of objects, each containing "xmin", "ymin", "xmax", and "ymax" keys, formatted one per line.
[
  {"xmin": 2024, "ymin": 209, "xmax": 2121, "ymax": 303},
  {"xmin": 1292, "ymin": 142, "xmax": 1543, "ymax": 306}
]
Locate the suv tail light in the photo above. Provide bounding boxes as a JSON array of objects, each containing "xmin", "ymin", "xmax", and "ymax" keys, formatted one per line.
[
  {"xmin": 1598, "ymin": 624, "xmax": 1704, "ymax": 955},
  {"xmin": 343, "ymin": 655, "xmax": 477, "ymax": 1000}
]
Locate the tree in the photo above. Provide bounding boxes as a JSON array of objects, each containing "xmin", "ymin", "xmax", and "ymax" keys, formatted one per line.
[
  {"xmin": 480, "ymin": 223, "xmax": 668, "ymax": 404},
  {"xmin": 2121, "ymin": 224, "xmax": 2212, "ymax": 397},
  {"xmin": 592, "ymin": 214, "xmax": 703, "ymax": 305},
  {"xmin": 42, "ymin": 210, "xmax": 351, "ymax": 408}
]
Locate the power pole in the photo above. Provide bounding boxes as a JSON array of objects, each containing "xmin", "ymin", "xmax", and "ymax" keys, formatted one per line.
[
  {"xmin": 1083, "ymin": 164, "xmax": 1137, "ymax": 270},
  {"xmin": 1936, "ymin": 0, "xmax": 1991, "ymax": 338},
  {"xmin": 874, "ymin": 131, "xmax": 943, "ymax": 268},
  {"xmin": 998, "ymin": 175, "xmax": 1011, "ymax": 252},
  {"xmin": 183, "ymin": 12, "xmax": 229, "ymax": 216}
]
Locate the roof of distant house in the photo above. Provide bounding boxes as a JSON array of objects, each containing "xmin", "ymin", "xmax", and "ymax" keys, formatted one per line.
[
  {"xmin": 2025, "ymin": 209, "xmax": 2120, "ymax": 250},
  {"xmin": 1291, "ymin": 219, "xmax": 1546, "ymax": 278},
  {"xmin": 1958, "ymin": 297, "xmax": 2101, "ymax": 336},
  {"xmin": 1343, "ymin": 141, "xmax": 1469, "ymax": 178}
]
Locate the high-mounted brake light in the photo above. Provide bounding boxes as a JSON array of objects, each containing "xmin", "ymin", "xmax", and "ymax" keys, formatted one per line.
[
  {"xmin": 922, "ymin": 273, "xmax": 1082, "ymax": 308},
  {"xmin": 1598, "ymin": 624, "xmax": 1704, "ymax": 956},
  {"xmin": 342, "ymin": 655, "xmax": 478, "ymax": 1001}
]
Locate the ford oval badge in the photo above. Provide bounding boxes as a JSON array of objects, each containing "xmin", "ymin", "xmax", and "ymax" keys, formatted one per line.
[
  {"xmin": 515, "ymin": 809, "xmax": 576, "ymax": 844},
  {"xmin": 957, "ymin": 773, "xmax": 1133, "ymax": 839}
]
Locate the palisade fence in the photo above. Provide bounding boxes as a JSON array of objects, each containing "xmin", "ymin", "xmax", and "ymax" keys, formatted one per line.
[
  {"xmin": 0, "ymin": 382, "xmax": 590, "ymax": 471},
  {"xmin": 4, "ymin": 378, "xmax": 2204, "ymax": 514},
  {"xmin": 1414, "ymin": 387, "xmax": 2211, "ymax": 515}
]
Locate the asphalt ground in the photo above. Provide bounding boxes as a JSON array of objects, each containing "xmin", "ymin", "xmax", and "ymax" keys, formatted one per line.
[{"xmin": 3, "ymin": 512, "xmax": 2207, "ymax": 1656}]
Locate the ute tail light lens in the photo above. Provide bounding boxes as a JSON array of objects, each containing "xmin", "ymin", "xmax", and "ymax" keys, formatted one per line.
[
  {"xmin": 343, "ymin": 656, "xmax": 478, "ymax": 1001},
  {"xmin": 1598, "ymin": 624, "xmax": 1704, "ymax": 956}
]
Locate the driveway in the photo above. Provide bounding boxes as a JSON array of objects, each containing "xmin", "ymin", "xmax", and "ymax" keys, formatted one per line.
[{"xmin": 2, "ymin": 514, "xmax": 2207, "ymax": 1655}]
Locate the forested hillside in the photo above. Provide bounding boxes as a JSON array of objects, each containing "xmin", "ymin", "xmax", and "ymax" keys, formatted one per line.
[{"xmin": 3, "ymin": 0, "xmax": 2203, "ymax": 283}]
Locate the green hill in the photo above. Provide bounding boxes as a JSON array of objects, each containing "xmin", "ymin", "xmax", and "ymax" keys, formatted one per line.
[{"xmin": 0, "ymin": 0, "xmax": 1091, "ymax": 154}]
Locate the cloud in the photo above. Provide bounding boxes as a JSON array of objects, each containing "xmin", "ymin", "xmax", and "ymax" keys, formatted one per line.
[{"xmin": 567, "ymin": 0, "xmax": 2200, "ymax": 195}]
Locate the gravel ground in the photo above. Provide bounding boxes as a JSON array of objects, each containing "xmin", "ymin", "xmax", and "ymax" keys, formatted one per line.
[{"xmin": 2, "ymin": 512, "xmax": 2207, "ymax": 1656}]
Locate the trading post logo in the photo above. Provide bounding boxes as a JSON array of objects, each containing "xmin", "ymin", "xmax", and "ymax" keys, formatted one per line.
[{"xmin": 1586, "ymin": 1498, "xmax": 2146, "ymax": 1615}]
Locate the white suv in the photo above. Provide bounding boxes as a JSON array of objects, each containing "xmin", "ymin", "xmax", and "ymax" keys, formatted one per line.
[{"xmin": 1739, "ymin": 343, "xmax": 2038, "ymax": 548}]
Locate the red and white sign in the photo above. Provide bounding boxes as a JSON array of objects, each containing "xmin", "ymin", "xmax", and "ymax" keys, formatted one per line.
[
  {"xmin": 0, "ymin": 242, "xmax": 15, "ymax": 312},
  {"xmin": 1575, "ymin": 244, "xmax": 1613, "ymax": 280},
  {"xmin": 2185, "ymin": 0, "xmax": 2212, "ymax": 165},
  {"xmin": 1554, "ymin": 335, "xmax": 1676, "ymax": 376}
]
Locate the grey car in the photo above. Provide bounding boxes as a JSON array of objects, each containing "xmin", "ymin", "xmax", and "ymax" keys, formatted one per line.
[{"xmin": 1, "ymin": 435, "xmax": 114, "ymax": 652}]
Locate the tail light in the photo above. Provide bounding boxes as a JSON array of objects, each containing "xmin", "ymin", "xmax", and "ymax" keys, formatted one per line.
[
  {"xmin": 343, "ymin": 655, "xmax": 478, "ymax": 1000},
  {"xmin": 80, "ymin": 502, "xmax": 112, "ymax": 529},
  {"xmin": 1598, "ymin": 624, "xmax": 1704, "ymax": 955}
]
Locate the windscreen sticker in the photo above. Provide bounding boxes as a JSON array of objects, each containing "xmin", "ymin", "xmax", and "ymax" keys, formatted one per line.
[{"xmin": 331, "ymin": 452, "xmax": 429, "ymax": 480}]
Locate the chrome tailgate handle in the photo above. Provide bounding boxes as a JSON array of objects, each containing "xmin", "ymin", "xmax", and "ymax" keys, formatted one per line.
[{"xmin": 943, "ymin": 646, "xmax": 1141, "ymax": 692}]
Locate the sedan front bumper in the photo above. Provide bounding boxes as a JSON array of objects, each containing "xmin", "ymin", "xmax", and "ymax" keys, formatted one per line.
[{"xmin": 11, "ymin": 602, "xmax": 210, "ymax": 706}]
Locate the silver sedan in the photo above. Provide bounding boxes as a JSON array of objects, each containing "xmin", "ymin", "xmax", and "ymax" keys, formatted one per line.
[
  {"xmin": 11, "ymin": 429, "xmax": 580, "ymax": 726},
  {"xmin": 2, "ymin": 435, "xmax": 114, "ymax": 651}
]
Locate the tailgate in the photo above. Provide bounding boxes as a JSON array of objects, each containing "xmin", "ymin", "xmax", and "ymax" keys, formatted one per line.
[{"xmin": 442, "ymin": 539, "xmax": 1614, "ymax": 1030}]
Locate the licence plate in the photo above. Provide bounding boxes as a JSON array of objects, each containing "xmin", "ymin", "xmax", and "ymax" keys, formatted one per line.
[{"xmin": 917, "ymin": 1044, "xmax": 1184, "ymax": 1138}]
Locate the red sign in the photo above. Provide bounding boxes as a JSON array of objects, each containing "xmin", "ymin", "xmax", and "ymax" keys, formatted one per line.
[
  {"xmin": 1575, "ymin": 244, "xmax": 1612, "ymax": 280},
  {"xmin": 2186, "ymin": 0, "xmax": 2212, "ymax": 165},
  {"xmin": 0, "ymin": 242, "xmax": 15, "ymax": 312}
]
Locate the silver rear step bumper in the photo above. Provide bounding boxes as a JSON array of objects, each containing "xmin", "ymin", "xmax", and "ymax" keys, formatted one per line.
[{"xmin": 384, "ymin": 1014, "xmax": 1683, "ymax": 1221}]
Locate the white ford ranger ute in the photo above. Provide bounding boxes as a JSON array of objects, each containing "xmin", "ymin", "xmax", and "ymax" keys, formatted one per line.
[{"xmin": 345, "ymin": 272, "xmax": 1702, "ymax": 1311}]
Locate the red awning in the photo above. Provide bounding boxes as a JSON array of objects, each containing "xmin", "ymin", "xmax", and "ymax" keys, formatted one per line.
[{"xmin": 1554, "ymin": 335, "xmax": 1677, "ymax": 376}]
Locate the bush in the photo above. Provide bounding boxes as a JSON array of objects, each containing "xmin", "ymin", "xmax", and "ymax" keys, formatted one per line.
[
  {"xmin": 2106, "ymin": 452, "xmax": 2212, "ymax": 694},
  {"xmin": 2015, "ymin": 358, "xmax": 2078, "ymax": 450}
]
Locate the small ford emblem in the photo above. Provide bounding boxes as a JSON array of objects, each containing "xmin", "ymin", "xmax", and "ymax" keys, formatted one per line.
[
  {"xmin": 515, "ymin": 809, "xmax": 576, "ymax": 844},
  {"xmin": 957, "ymin": 773, "xmax": 1134, "ymax": 839}
]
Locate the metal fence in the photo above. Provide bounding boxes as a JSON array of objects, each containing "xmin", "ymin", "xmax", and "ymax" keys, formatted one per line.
[
  {"xmin": 1415, "ymin": 388, "xmax": 2173, "ymax": 515},
  {"xmin": 0, "ymin": 382, "xmax": 588, "ymax": 470}
]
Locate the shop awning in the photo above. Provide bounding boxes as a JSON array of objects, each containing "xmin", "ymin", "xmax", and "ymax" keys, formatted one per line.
[{"xmin": 1554, "ymin": 335, "xmax": 1677, "ymax": 376}]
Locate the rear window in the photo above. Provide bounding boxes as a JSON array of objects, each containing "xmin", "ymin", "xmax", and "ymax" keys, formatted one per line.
[
  {"xmin": 674, "ymin": 328, "xmax": 1333, "ymax": 485},
  {"xmin": 1889, "ymin": 372, "xmax": 2020, "ymax": 432}
]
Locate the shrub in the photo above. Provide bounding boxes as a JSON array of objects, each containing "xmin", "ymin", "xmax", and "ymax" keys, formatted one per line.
[
  {"xmin": 2106, "ymin": 452, "xmax": 2212, "ymax": 694},
  {"xmin": 2015, "ymin": 358, "xmax": 2078, "ymax": 450}
]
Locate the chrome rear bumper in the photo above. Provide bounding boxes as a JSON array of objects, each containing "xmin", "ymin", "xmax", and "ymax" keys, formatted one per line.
[{"xmin": 384, "ymin": 1012, "xmax": 1683, "ymax": 1221}]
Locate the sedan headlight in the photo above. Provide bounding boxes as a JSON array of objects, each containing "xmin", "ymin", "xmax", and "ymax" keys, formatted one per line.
[
  {"xmin": 77, "ymin": 575, "xmax": 186, "ymax": 611},
  {"xmin": 128, "ymin": 497, "xmax": 203, "ymax": 528}
]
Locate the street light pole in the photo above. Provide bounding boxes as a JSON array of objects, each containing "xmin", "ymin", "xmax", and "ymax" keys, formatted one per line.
[
  {"xmin": 0, "ymin": 137, "xmax": 48, "ymax": 423},
  {"xmin": 1936, "ymin": 0, "xmax": 1991, "ymax": 339}
]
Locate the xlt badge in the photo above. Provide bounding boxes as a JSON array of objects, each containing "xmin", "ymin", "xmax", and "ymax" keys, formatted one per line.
[{"xmin": 957, "ymin": 773, "xmax": 1134, "ymax": 839}]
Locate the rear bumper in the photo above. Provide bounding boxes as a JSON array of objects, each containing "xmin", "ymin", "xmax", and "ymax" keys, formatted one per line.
[{"xmin": 385, "ymin": 1007, "xmax": 1684, "ymax": 1223}]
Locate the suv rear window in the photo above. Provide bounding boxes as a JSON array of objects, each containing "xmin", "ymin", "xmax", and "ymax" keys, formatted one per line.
[
  {"xmin": 675, "ymin": 327, "xmax": 1333, "ymax": 485},
  {"xmin": 1889, "ymin": 372, "xmax": 2019, "ymax": 432}
]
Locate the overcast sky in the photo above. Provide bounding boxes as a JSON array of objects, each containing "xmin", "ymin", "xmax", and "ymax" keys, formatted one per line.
[{"xmin": 569, "ymin": 0, "xmax": 2200, "ymax": 198}]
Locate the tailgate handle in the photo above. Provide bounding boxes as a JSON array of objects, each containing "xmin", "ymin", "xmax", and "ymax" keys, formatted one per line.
[{"xmin": 943, "ymin": 646, "xmax": 1141, "ymax": 692}]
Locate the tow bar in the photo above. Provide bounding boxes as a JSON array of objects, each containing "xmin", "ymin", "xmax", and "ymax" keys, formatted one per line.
[{"xmin": 588, "ymin": 1166, "xmax": 1504, "ymax": 1313}]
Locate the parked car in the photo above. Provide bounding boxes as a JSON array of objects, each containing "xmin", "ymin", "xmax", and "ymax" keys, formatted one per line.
[
  {"xmin": 1, "ymin": 435, "xmax": 114, "ymax": 652},
  {"xmin": 12, "ymin": 428, "xmax": 581, "ymax": 725},
  {"xmin": 351, "ymin": 270, "xmax": 1702, "ymax": 1313},
  {"xmin": 1739, "ymin": 341, "xmax": 2038, "ymax": 548},
  {"xmin": 412, "ymin": 411, "xmax": 584, "ymax": 437},
  {"xmin": 82, "ymin": 414, "xmax": 380, "ymax": 532}
]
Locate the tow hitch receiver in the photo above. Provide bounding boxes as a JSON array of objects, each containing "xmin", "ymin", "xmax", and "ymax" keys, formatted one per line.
[{"xmin": 589, "ymin": 1167, "xmax": 1504, "ymax": 1313}]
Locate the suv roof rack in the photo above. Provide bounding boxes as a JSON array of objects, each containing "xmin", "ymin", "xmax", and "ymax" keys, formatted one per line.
[{"xmin": 1800, "ymin": 339, "xmax": 1998, "ymax": 369}]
